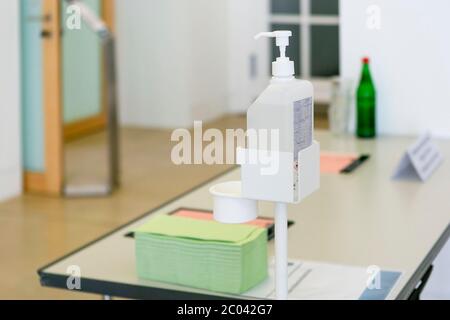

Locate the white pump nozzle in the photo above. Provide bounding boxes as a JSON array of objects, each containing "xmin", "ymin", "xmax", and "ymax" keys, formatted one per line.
[{"xmin": 255, "ymin": 31, "xmax": 295, "ymax": 78}]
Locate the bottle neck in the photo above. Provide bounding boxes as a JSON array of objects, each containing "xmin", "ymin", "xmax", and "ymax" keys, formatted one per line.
[
  {"xmin": 271, "ymin": 75, "xmax": 295, "ymax": 83},
  {"xmin": 361, "ymin": 63, "xmax": 372, "ymax": 83}
]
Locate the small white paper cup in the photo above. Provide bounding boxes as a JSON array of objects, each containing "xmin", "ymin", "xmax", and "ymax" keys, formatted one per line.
[{"xmin": 209, "ymin": 181, "xmax": 258, "ymax": 224}]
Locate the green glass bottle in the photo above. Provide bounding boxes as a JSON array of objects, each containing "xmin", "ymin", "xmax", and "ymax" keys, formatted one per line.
[{"xmin": 356, "ymin": 57, "xmax": 376, "ymax": 138}]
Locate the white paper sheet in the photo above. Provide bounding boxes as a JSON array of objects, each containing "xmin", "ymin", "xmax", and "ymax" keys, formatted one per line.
[{"xmin": 243, "ymin": 259, "xmax": 402, "ymax": 300}]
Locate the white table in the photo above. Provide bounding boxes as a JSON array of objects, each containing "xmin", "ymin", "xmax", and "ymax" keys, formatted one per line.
[{"xmin": 39, "ymin": 131, "xmax": 450, "ymax": 300}]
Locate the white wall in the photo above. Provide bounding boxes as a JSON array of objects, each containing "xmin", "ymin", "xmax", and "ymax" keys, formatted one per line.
[
  {"xmin": 341, "ymin": 0, "xmax": 450, "ymax": 137},
  {"xmin": 227, "ymin": 0, "xmax": 270, "ymax": 114},
  {"xmin": 116, "ymin": 0, "xmax": 230, "ymax": 128},
  {"xmin": 187, "ymin": 0, "xmax": 230, "ymax": 122},
  {"xmin": 116, "ymin": 0, "xmax": 191, "ymax": 128},
  {"xmin": 0, "ymin": 1, "xmax": 22, "ymax": 201},
  {"xmin": 116, "ymin": 0, "xmax": 270, "ymax": 127}
]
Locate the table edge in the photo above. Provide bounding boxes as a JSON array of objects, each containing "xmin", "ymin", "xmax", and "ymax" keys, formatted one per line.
[
  {"xmin": 396, "ymin": 222, "xmax": 450, "ymax": 300},
  {"xmin": 37, "ymin": 167, "xmax": 236, "ymax": 276}
]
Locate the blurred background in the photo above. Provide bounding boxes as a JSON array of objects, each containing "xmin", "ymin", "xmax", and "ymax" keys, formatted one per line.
[{"xmin": 1, "ymin": 0, "xmax": 450, "ymax": 299}]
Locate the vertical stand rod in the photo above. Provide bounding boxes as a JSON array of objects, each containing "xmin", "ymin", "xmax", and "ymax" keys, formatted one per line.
[
  {"xmin": 104, "ymin": 37, "xmax": 120, "ymax": 189},
  {"xmin": 63, "ymin": 0, "xmax": 120, "ymax": 196},
  {"xmin": 275, "ymin": 202, "xmax": 288, "ymax": 300}
]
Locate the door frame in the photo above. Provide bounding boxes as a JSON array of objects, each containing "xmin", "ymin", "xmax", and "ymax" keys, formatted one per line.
[{"xmin": 24, "ymin": 0, "xmax": 115, "ymax": 195}]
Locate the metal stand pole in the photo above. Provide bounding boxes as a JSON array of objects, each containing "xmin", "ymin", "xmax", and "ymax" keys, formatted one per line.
[
  {"xmin": 275, "ymin": 202, "xmax": 288, "ymax": 300},
  {"xmin": 104, "ymin": 37, "xmax": 120, "ymax": 190},
  {"xmin": 63, "ymin": 0, "xmax": 119, "ymax": 197}
]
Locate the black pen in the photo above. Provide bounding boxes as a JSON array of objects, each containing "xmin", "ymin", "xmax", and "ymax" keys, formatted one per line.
[{"xmin": 341, "ymin": 154, "xmax": 371, "ymax": 174}]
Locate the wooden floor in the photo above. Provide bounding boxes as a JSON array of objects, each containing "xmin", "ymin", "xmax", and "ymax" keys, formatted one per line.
[{"xmin": 0, "ymin": 114, "xmax": 328, "ymax": 299}]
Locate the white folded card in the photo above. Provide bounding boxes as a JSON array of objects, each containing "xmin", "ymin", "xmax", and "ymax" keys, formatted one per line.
[{"xmin": 392, "ymin": 133, "xmax": 443, "ymax": 182}]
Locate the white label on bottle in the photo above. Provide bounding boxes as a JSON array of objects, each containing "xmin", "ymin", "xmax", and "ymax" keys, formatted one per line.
[
  {"xmin": 293, "ymin": 97, "xmax": 313, "ymax": 201},
  {"xmin": 294, "ymin": 97, "xmax": 313, "ymax": 157}
]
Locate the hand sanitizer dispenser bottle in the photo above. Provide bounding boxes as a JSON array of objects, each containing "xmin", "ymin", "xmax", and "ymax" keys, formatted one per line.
[
  {"xmin": 241, "ymin": 31, "xmax": 319, "ymax": 204},
  {"xmin": 211, "ymin": 31, "xmax": 320, "ymax": 300}
]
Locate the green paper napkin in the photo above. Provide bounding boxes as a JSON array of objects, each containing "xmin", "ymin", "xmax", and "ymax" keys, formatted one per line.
[
  {"xmin": 136, "ymin": 215, "xmax": 263, "ymax": 243},
  {"xmin": 135, "ymin": 215, "xmax": 268, "ymax": 294}
]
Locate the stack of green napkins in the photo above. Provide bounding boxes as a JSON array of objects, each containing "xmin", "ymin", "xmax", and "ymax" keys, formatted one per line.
[{"xmin": 135, "ymin": 215, "xmax": 268, "ymax": 294}]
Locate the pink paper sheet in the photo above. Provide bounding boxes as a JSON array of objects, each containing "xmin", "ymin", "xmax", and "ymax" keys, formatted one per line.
[
  {"xmin": 320, "ymin": 152, "xmax": 359, "ymax": 174},
  {"xmin": 173, "ymin": 209, "xmax": 273, "ymax": 228}
]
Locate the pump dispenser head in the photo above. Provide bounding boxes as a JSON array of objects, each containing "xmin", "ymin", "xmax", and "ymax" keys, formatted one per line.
[{"xmin": 255, "ymin": 31, "xmax": 295, "ymax": 78}]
